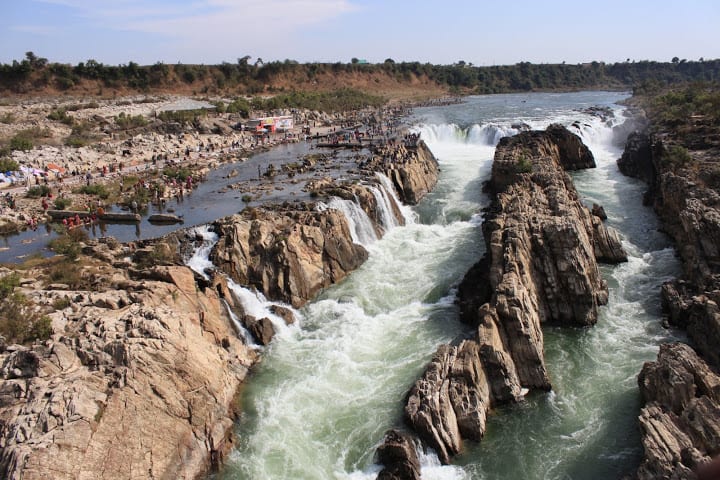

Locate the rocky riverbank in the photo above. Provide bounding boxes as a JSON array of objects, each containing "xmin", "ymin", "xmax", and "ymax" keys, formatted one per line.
[
  {"xmin": 0, "ymin": 132, "xmax": 440, "ymax": 479},
  {"xmin": 376, "ymin": 125, "xmax": 627, "ymax": 468},
  {"xmin": 616, "ymin": 92, "xmax": 720, "ymax": 478}
]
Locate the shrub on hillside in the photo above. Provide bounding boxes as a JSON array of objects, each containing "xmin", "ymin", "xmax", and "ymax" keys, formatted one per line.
[
  {"xmin": 26, "ymin": 185, "xmax": 51, "ymax": 198},
  {"xmin": 0, "ymin": 272, "xmax": 52, "ymax": 344}
]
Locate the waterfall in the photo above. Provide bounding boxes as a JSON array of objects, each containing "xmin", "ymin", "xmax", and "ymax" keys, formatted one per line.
[
  {"xmin": 376, "ymin": 172, "xmax": 416, "ymax": 225},
  {"xmin": 186, "ymin": 225, "xmax": 218, "ymax": 280},
  {"xmin": 222, "ymin": 298, "xmax": 258, "ymax": 347},
  {"xmin": 225, "ymin": 278, "xmax": 299, "ymax": 341},
  {"xmin": 318, "ymin": 197, "xmax": 378, "ymax": 247},
  {"xmin": 185, "ymin": 225, "xmax": 299, "ymax": 346},
  {"xmin": 415, "ymin": 123, "xmax": 518, "ymax": 146},
  {"xmin": 369, "ymin": 185, "xmax": 399, "ymax": 232}
]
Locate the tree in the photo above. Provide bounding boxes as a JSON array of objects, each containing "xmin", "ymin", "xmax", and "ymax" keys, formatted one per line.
[
  {"xmin": 351, "ymin": 58, "xmax": 359, "ymax": 64},
  {"xmin": 384, "ymin": 58, "xmax": 395, "ymax": 64},
  {"xmin": 672, "ymin": 57, "xmax": 680, "ymax": 63}
]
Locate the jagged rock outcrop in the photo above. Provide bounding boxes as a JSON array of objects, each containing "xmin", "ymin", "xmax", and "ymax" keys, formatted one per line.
[
  {"xmin": 0, "ymin": 262, "xmax": 257, "ymax": 480},
  {"xmin": 375, "ymin": 429, "xmax": 421, "ymax": 480},
  {"xmin": 399, "ymin": 125, "xmax": 626, "ymax": 465},
  {"xmin": 616, "ymin": 102, "xmax": 720, "ymax": 478},
  {"xmin": 635, "ymin": 343, "xmax": 720, "ymax": 479},
  {"xmin": 210, "ymin": 203, "xmax": 369, "ymax": 309},
  {"xmin": 367, "ymin": 140, "xmax": 440, "ymax": 205}
]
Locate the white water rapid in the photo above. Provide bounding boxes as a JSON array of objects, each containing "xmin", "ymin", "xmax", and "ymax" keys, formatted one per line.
[{"xmin": 212, "ymin": 92, "xmax": 682, "ymax": 480}]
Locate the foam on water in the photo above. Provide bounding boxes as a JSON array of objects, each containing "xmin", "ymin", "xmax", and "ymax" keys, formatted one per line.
[
  {"xmin": 186, "ymin": 225, "xmax": 218, "ymax": 280},
  {"xmin": 319, "ymin": 197, "xmax": 378, "ymax": 247}
]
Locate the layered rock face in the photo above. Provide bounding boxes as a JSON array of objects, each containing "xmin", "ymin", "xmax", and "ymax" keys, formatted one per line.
[
  {"xmin": 618, "ymin": 123, "xmax": 720, "ymax": 477},
  {"xmin": 210, "ymin": 202, "xmax": 369, "ymax": 309},
  {"xmin": 636, "ymin": 343, "xmax": 720, "ymax": 479},
  {"xmin": 396, "ymin": 125, "xmax": 626, "ymax": 466},
  {"xmin": 0, "ymin": 262, "xmax": 257, "ymax": 480},
  {"xmin": 366, "ymin": 140, "xmax": 440, "ymax": 205}
]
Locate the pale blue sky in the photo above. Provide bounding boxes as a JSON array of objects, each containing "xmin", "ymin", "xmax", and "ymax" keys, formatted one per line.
[{"xmin": 2, "ymin": 0, "xmax": 719, "ymax": 66}]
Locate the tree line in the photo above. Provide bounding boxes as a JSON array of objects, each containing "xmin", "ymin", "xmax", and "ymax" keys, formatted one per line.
[{"xmin": 2, "ymin": 52, "xmax": 719, "ymax": 95}]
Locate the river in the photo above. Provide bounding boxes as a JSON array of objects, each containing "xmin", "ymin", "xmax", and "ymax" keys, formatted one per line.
[{"xmin": 209, "ymin": 92, "xmax": 682, "ymax": 479}]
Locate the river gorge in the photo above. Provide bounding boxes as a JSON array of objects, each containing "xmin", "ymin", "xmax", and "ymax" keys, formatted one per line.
[
  {"xmin": 4, "ymin": 91, "xmax": 715, "ymax": 480},
  {"xmin": 208, "ymin": 92, "xmax": 684, "ymax": 479}
]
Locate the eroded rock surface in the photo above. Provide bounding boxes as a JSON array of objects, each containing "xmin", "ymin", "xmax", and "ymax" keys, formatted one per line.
[
  {"xmin": 398, "ymin": 125, "xmax": 625, "ymax": 465},
  {"xmin": 618, "ymin": 107, "xmax": 720, "ymax": 478},
  {"xmin": 210, "ymin": 203, "xmax": 369, "ymax": 309},
  {"xmin": 365, "ymin": 140, "xmax": 440, "ymax": 205},
  {"xmin": 635, "ymin": 343, "xmax": 720, "ymax": 479},
  {"xmin": 0, "ymin": 263, "xmax": 257, "ymax": 480}
]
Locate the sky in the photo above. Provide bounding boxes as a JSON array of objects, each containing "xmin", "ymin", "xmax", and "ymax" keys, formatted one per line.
[{"xmin": 2, "ymin": 0, "xmax": 719, "ymax": 67}]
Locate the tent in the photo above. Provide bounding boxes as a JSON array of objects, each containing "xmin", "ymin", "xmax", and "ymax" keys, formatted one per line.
[{"xmin": 47, "ymin": 163, "xmax": 66, "ymax": 173}]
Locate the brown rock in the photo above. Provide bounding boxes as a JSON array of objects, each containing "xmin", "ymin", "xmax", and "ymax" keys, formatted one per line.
[
  {"xmin": 372, "ymin": 141, "xmax": 440, "ymax": 205},
  {"xmin": 270, "ymin": 304, "xmax": 296, "ymax": 324},
  {"xmin": 0, "ymin": 266, "xmax": 258, "ymax": 480},
  {"xmin": 245, "ymin": 316, "xmax": 276, "ymax": 345},
  {"xmin": 404, "ymin": 126, "xmax": 623, "ymax": 463},
  {"xmin": 376, "ymin": 429, "xmax": 421, "ymax": 480},
  {"xmin": 635, "ymin": 343, "xmax": 720, "ymax": 479},
  {"xmin": 210, "ymin": 205, "xmax": 369, "ymax": 308}
]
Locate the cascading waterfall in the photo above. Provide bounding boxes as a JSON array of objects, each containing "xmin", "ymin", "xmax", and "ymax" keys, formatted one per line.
[
  {"xmin": 184, "ymin": 225, "xmax": 299, "ymax": 347},
  {"xmin": 215, "ymin": 92, "xmax": 682, "ymax": 480},
  {"xmin": 319, "ymin": 197, "xmax": 378, "ymax": 247},
  {"xmin": 369, "ymin": 185, "xmax": 399, "ymax": 232},
  {"xmin": 186, "ymin": 225, "xmax": 219, "ymax": 280},
  {"xmin": 375, "ymin": 172, "xmax": 416, "ymax": 224}
]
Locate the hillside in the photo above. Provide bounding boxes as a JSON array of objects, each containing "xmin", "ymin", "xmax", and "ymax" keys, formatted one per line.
[{"xmin": 3, "ymin": 53, "xmax": 720, "ymax": 101}]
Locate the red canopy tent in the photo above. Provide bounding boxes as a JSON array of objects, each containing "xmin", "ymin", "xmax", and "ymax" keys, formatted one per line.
[{"xmin": 46, "ymin": 163, "xmax": 66, "ymax": 174}]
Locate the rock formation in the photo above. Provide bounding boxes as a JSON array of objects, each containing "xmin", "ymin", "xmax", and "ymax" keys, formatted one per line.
[
  {"xmin": 391, "ymin": 125, "xmax": 626, "ymax": 466},
  {"xmin": 617, "ymin": 107, "xmax": 720, "ymax": 478},
  {"xmin": 209, "ymin": 203, "xmax": 369, "ymax": 309},
  {"xmin": 366, "ymin": 140, "xmax": 440, "ymax": 205},
  {"xmin": 210, "ymin": 139, "xmax": 441, "ymax": 309},
  {"xmin": 635, "ymin": 343, "xmax": 720, "ymax": 479},
  {"xmin": 0, "ymin": 256, "xmax": 258, "ymax": 479},
  {"xmin": 375, "ymin": 429, "xmax": 421, "ymax": 480}
]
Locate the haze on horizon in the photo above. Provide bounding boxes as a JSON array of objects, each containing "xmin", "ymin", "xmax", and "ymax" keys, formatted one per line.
[{"xmin": 2, "ymin": 0, "xmax": 719, "ymax": 67}]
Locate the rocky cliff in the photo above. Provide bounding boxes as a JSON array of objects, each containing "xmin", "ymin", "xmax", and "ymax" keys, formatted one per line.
[
  {"xmin": 617, "ymin": 105, "xmax": 720, "ymax": 477},
  {"xmin": 364, "ymin": 139, "xmax": 440, "ymax": 205},
  {"xmin": 0, "ymin": 249, "xmax": 258, "ymax": 479},
  {"xmin": 636, "ymin": 343, "xmax": 720, "ymax": 479},
  {"xmin": 385, "ymin": 125, "xmax": 626, "ymax": 466},
  {"xmin": 0, "ymin": 134, "xmax": 442, "ymax": 479}
]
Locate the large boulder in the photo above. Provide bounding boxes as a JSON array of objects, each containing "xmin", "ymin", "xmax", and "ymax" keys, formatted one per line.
[
  {"xmin": 376, "ymin": 429, "xmax": 421, "ymax": 480},
  {"xmin": 368, "ymin": 140, "xmax": 440, "ymax": 205}
]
